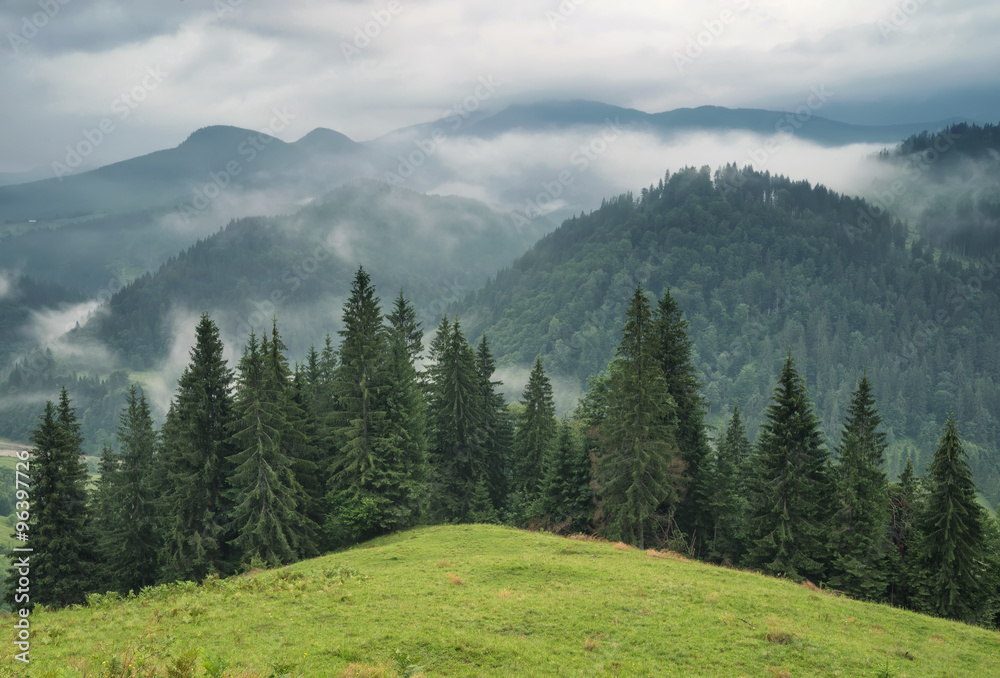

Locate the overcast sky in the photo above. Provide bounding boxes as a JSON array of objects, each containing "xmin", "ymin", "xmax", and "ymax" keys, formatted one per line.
[{"xmin": 2, "ymin": 0, "xmax": 999, "ymax": 173}]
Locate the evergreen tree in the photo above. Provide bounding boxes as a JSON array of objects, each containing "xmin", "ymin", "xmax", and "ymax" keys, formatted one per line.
[
  {"xmin": 745, "ymin": 354, "xmax": 832, "ymax": 582},
  {"xmin": 327, "ymin": 267, "xmax": 391, "ymax": 543},
  {"xmin": 827, "ymin": 374, "xmax": 890, "ymax": 600},
  {"xmin": 513, "ymin": 356, "xmax": 557, "ymax": 502},
  {"xmin": 425, "ymin": 318, "xmax": 485, "ymax": 522},
  {"xmin": 597, "ymin": 286, "xmax": 677, "ymax": 549},
  {"xmin": 540, "ymin": 421, "xmax": 593, "ymax": 531},
  {"xmin": 911, "ymin": 418, "xmax": 987, "ymax": 621},
  {"xmin": 90, "ymin": 444, "xmax": 119, "ymax": 586},
  {"xmin": 105, "ymin": 386, "xmax": 161, "ymax": 593},
  {"xmin": 8, "ymin": 392, "xmax": 96, "ymax": 607},
  {"xmin": 707, "ymin": 404, "xmax": 752, "ymax": 564},
  {"xmin": 475, "ymin": 335, "xmax": 513, "ymax": 514},
  {"xmin": 653, "ymin": 289, "xmax": 714, "ymax": 556},
  {"xmin": 228, "ymin": 330, "xmax": 315, "ymax": 566},
  {"xmin": 377, "ymin": 291, "xmax": 429, "ymax": 530},
  {"xmin": 159, "ymin": 313, "xmax": 236, "ymax": 581},
  {"xmin": 886, "ymin": 457, "xmax": 922, "ymax": 607}
]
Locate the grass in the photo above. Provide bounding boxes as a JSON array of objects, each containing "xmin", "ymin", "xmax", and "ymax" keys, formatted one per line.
[{"xmin": 1, "ymin": 524, "xmax": 998, "ymax": 676}]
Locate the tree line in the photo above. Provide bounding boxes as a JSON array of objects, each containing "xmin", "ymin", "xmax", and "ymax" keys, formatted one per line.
[{"xmin": 5, "ymin": 267, "xmax": 999, "ymax": 630}]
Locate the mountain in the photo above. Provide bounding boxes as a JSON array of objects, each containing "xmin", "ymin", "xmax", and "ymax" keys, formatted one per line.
[
  {"xmin": 399, "ymin": 99, "xmax": 965, "ymax": 145},
  {"xmin": 455, "ymin": 165, "xmax": 1000, "ymax": 507},
  {"xmin": 20, "ymin": 524, "xmax": 999, "ymax": 675},
  {"xmin": 874, "ymin": 120, "xmax": 1000, "ymax": 254}
]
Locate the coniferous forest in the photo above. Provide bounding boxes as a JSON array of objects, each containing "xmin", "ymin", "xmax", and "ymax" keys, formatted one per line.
[{"xmin": 7, "ymin": 264, "xmax": 999, "ymax": 631}]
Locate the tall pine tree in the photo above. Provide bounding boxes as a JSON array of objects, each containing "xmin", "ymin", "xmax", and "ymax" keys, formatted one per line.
[
  {"xmin": 597, "ymin": 286, "xmax": 677, "ymax": 549},
  {"xmin": 911, "ymin": 418, "xmax": 987, "ymax": 621},
  {"xmin": 827, "ymin": 374, "xmax": 890, "ymax": 600},
  {"xmin": 653, "ymin": 289, "xmax": 713, "ymax": 556},
  {"xmin": 8, "ymin": 392, "xmax": 96, "ymax": 607},
  {"xmin": 745, "ymin": 354, "xmax": 832, "ymax": 582},
  {"xmin": 105, "ymin": 386, "xmax": 161, "ymax": 593},
  {"xmin": 159, "ymin": 313, "xmax": 236, "ymax": 581},
  {"xmin": 425, "ymin": 318, "xmax": 485, "ymax": 522},
  {"xmin": 513, "ymin": 356, "xmax": 557, "ymax": 503},
  {"xmin": 707, "ymin": 403, "xmax": 752, "ymax": 564}
]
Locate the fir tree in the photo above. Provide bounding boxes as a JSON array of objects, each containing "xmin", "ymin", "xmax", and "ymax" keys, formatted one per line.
[
  {"xmin": 327, "ymin": 267, "xmax": 391, "ymax": 543},
  {"xmin": 597, "ymin": 286, "xmax": 677, "ymax": 549},
  {"xmin": 887, "ymin": 457, "xmax": 922, "ymax": 607},
  {"xmin": 159, "ymin": 313, "xmax": 236, "ymax": 581},
  {"xmin": 745, "ymin": 354, "xmax": 832, "ymax": 582},
  {"xmin": 827, "ymin": 374, "xmax": 890, "ymax": 600},
  {"xmin": 376, "ymin": 291, "xmax": 429, "ymax": 530},
  {"xmin": 540, "ymin": 421, "xmax": 592, "ymax": 531},
  {"xmin": 106, "ymin": 386, "xmax": 161, "ymax": 593},
  {"xmin": 707, "ymin": 404, "xmax": 752, "ymax": 564},
  {"xmin": 475, "ymin": 335, "xmax": 513, "ymax": 513},
  {"xmin": 425, "ymin": 318, "xmax": 485, "ymax": 522},
  {"xmin": 911, "ymin": 418, "xmax": 987, "ymax": 621},
  {"xmin": 228, "ymin": 330, "xmax": 315, "ymax": 566},
  {"xmin": 9, "ymin": 392, "xmax": 96, "ymax": 607},
  {"xmin": 513, "ymin": 356, "xmax": 557, "ymax": 502},
  {"xmin": 653, "ymin": 289, "xmax": 713, "ymax": 556}
]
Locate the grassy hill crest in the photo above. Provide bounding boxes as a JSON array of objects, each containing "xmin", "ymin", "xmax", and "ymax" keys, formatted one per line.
[{"xmin": 3, "ymin": 524, "xmax": 997, "ymax": 677}]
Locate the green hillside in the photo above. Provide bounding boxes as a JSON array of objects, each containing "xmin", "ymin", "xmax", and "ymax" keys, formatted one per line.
[
  {"xmin": 456, "ymin": 165, "xmax": 1000, "ymax": 505},
  {"xmin": 4, "ymin": 524, "xmax": 997, "ymax": 677}
]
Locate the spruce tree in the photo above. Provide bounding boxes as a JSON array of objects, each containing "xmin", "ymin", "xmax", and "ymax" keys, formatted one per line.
[
  {"xmin": 707, "ymin": 404, "xmax": 752, "ymax": 564},
  {"xmin": 425, "ymin": 318, "xmax": 485, "ymax": 522},
  {"xmin": 513, "ymin": 356, "xmax": 557, "ymax": 503},
  {"xmin": 106, "ymin": 386, "xmax": 161, "ymax": 593},
  {"xmin": 827, "ymin": 374, "xmax": 890, "ymax": 600},
  {"xmin": 911, "ymin": 418, "xmax": 987, "ymax": 621},
  {"xmin": 159, "ymin": 313, "xmax": 236, "ymax": 581},
  {"xmin": 10, "ymin": 392, "xmax": 96, "ymax": 607},
  {"xmin": 91, "ymin": 444, "xmax": 120, "ymax": 586},
  {"xmin": 377, "ymin": 291, "xmax": 429, "ymax": 530},
  {"xmin": 745, "ymin": 354, "xmax": 832, "ymax": 582},
  {"xmin": 475, "ymin": 335, "xmax": 513, "ymax": 514},
  {"xmin": 228, "ymin": 330, "xmax": 315, "ymax": 566},
  {"xmin": 597, "ymin": 286, "xmax": 677, "ymax": 549},
  {"xmin": 327, "ymin": 267, "xmax": 408, "ymax": 544},
  {"xmin": 653, "ymin": 289, "xmax": 713, "ymax": 556},
  {"xmin": 540, "ymin": 421, "xmax": 593, "ymax": 531},
  {"xmin": 887, "ymin": 457, "xmax": 922, "ymax": 607}
]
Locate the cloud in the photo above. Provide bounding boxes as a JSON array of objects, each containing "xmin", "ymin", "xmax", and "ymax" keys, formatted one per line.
[
  {"xmin": 0, "ymin": 271, "xmax": 14, "ymax": 300},
  {"xmin": 2, "ymin": 0, "xmax": 999, "ymax": 173}
]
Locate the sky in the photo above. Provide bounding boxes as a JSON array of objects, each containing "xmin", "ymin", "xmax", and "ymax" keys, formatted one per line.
[{"xmin": 1, "ymin": 0, "xmax": 1000, "ymax": 174}]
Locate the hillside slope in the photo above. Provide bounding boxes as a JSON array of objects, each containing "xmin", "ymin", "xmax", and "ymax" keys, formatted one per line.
[
  {"xmin": 456, "ymin": 166, "xmax": 1000, "ymax": 505},
  {"xmin": 4, "ymin": 525, "xmax": 996, "ymax": 677}
]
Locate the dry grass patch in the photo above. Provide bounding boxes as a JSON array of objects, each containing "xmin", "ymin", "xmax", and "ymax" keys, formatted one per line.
[
  {"xmin": 612, "ymin": 542, "xmax": 631, "ymax": 551},
  {"xmin": 583, "ymin": 637, "xmax": 601, "ymax": 652},
  {"xmin": 765, "ymin": 626, "xmax": 797, "ymax": 645},
  {"xmin": 768, "ymin": 668, "xmax": 792, "ymax": 678},
  {"xmin": 447, "ymin": 573, "xmax": 464, "ymax": 586}
]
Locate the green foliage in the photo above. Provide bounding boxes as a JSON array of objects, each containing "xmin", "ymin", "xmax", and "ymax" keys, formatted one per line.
[
  {"xmin": 595, "ymin": 286, "xmax": 678, "ymax": 549},
  {"xmin": 706, "ymin": 403, "xmax": 752, "ymax": 564},
  {"xmin": 5, "ymin": 391, "xmax": 96, "ymax": 608},
  {"xmin": 911, "ymin": 418, "xmax": 988, "ymax": 622},
  {"xmin": 158, "ymin": 314, "xmax": 236, "ymax": 582},
  {"xmin": 745, "ymin": 354, "xmax": 832, "ymax": 582},
  {"xmin": 827, "ymin": 374, "xmax": 890, "ymax": 600},
  {"xmin": 513, "ymin": 356, "xmax": 557, "ymax": 502},
  {"xmin": 539, "ymin": 421, "xmax": 592, "ymax": 531}
]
